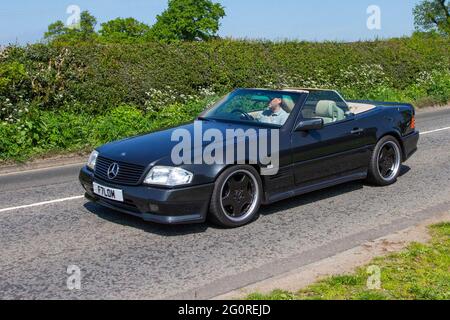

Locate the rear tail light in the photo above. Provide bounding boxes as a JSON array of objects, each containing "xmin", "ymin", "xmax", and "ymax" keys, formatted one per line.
[{"xmin": 410, "ymin": 116, "xmax": 416, "ymax": 129}]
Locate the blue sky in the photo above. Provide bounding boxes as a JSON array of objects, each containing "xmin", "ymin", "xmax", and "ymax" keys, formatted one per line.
[{"xmin": 0, "ymin": 0, "xmax": 422, "ymax": 45}]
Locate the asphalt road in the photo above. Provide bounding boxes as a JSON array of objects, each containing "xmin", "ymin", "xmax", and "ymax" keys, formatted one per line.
[{"xmin": 1, "ymin": 108, "xmax": 450, "ymax": 300}]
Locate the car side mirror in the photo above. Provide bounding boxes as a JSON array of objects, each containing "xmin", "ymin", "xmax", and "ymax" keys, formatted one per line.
[{"xmin": 295, "ymin": 118, "xmax": 324, "ymax": 131}]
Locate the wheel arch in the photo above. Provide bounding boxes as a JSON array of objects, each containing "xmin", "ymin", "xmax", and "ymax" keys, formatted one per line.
[
  {"xmin": 216, "ymin": 163, "xmax": 264, "ymax": 181},
  {"xmin": 378, "ymin": 131, "xmax": 407, "ymax": 161}
]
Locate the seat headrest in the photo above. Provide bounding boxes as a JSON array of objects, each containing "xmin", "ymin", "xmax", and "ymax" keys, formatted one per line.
[
  {"xmin": 316, "ymin": 100, "xmax": 337, "ymax": 118},
  {"xmin": 282, "ymin": 96, "xmax": 295, "ymax": 113}
]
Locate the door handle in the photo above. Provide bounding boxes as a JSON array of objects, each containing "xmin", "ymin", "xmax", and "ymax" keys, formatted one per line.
[{"xmin": 351, "ymin": 128, "xmax": 364, "ymax": 135}]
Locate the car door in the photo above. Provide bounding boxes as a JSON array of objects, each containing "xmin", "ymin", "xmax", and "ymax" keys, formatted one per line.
[{"xmin": 291, "ymin": 90, "xmax": 371, "ymax": 186}]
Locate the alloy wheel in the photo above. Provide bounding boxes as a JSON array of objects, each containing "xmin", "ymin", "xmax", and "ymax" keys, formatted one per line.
[
  {"xmin": 377, "ymin": 141, "xmax": 401, "ymax": 182},
  {"xmin": 219, "ymin": 170, "xmax": 259, "ymax": 223}
]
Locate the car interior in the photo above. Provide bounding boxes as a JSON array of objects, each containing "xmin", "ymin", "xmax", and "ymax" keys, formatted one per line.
[
  {"xmin": 247, "ymin": 94, "xmax": 296, "ymax": 125},
  {"xmin": 314, "ymin": 100, "xmax": 346, "ymax": 124},
  {"xmin": 215, "ymin": 90, "xmax": 378, "ymax": 127},
  {"xmin": 301, "ymin": 99, "xmax": 344, "ymax": 120},
  {"xmin": 281, "ymin": 95, "xmax": 296, "ymax": 113}
]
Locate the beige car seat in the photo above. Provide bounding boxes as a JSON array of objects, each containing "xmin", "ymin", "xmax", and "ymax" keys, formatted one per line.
[
  {"xmin": 315, "ymin": 100, "xmax": 346, "ymax": 124},
  {"xmin": 281, "ymin": 95, "xmax": 295, "ymax": 113}
]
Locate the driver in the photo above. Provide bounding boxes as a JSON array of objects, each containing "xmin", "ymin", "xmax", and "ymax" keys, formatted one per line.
[{"xmin": 255, "ymin": 96, "xmax": 289, "ymax": 126}]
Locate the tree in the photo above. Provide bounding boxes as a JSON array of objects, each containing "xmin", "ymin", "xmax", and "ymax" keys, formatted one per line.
[
  {"xmin": 413, "ymin": 0, "xmax": 450, "ymax": 35},
  {"xmin": 44, "ymin": 21, "xmax": 67, "ymax": 40},
  {"xmin": 149, "ymin": 0, "xmax": 226, "ymax": 42},
  {"xmin": 99, "ymin": 18, "xmax": 150, "ymax": 42},
  {"xmin": 79, "ymin": 11, "xmax": 97, "ymax": 38},
  {"xmin": 44, "ymin": 10, "xmax": 97, "ymax": 42}
]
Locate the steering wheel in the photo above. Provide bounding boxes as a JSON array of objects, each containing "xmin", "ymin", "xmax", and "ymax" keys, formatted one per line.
[{"xmin": 231, "ymin": 109, "xmax": 255, "ymax": 121}]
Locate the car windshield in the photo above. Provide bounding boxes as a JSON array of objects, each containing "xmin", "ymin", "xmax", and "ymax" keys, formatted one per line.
[{"xmin": 201, "ymin": 89, "xmax": 302, "ymax": 127}]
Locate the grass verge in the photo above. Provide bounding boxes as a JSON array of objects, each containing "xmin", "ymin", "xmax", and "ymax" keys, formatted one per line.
[{"xmin": 247, "ymin": 223, "xmax": 450, "ymax": 300}]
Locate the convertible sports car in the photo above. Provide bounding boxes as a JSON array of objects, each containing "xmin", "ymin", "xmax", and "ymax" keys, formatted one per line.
[{"xmin": 79, "ymin": 88, "xmax": 419, "ymax": 228}]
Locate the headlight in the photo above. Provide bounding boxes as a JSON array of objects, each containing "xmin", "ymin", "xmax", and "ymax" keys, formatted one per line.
[
  {"xmin": 87, "ymin": 150, "xmax": 99, "ymax": 170},
  {"xmin": 144, "ymin": 166, "xmax": 193, "ymax": 186}
]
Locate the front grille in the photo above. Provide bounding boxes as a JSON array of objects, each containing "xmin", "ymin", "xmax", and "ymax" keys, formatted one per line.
[{"xmin": 95, "ymin": 156, "xmax": 146, "ymax": 185}]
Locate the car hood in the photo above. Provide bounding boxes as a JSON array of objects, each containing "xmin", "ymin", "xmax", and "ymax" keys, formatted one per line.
[{"xmin": 96, "ymin": 120, "xmax": 265, "ymax": 167}]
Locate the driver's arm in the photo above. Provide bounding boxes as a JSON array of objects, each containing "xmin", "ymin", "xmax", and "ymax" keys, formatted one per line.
[
  {"xmin": 254, "ymin": 112, "xmax": 261, "ymax": 121},
  {"xmin": 254, "ymin": 110, "xmax": 265, "ymax": 122}
]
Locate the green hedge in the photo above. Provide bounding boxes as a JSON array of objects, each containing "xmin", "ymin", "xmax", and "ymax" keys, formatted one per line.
[
  {"xmin": 1, "ymin": 35, "xmax": 449, "ymax": 116},
  {"xmin": 0, "ymin": 100, "xmax": 209, "ymax": 161}
]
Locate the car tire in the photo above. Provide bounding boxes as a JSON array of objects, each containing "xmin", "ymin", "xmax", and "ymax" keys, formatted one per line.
[
  {"xmin": 367, "ymin": 135, "xmax": 403, "ymax": 186},
  {"xmin": 209, "ymin": 165, "xmax": 263, "ymax": 228}
]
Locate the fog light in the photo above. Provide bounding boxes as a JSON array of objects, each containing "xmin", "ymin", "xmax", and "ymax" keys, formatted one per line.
[{"xmin": 149, "ymin": 204, "xmax": 159, "ymax": 212}]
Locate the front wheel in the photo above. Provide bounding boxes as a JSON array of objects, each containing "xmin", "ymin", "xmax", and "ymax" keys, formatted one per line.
[
  {"xmin": 367, "ymin": 135, "xmax": 402, "ymax": 186},
  {"xmin": 209, "ymin": 165, "xmax": 263, "ymax": 228}
]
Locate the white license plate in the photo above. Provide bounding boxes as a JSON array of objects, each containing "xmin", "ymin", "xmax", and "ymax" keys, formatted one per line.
[{"xmin": 93, "ymin": 182, "xmax": 124, "ymax": 202}]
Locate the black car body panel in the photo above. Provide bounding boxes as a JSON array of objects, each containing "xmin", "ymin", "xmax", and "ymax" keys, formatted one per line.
[
  {"xmin": 80, "ymin": 89, "xmax": 419, "ymax": 224},
  {"xmin": 80, "ymin": 166, "xmax": 214, "ymax": 224}
]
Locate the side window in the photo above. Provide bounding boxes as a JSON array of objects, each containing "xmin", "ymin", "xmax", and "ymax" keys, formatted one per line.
[{"xmin": 301, "ymin": 91, "xmax": 351, "ymax": 125}]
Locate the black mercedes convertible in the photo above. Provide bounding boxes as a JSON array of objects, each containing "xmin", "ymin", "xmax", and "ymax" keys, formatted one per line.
[{"xmin": 79, "ymin": 88, "xmax": 419, "ymax": 228}]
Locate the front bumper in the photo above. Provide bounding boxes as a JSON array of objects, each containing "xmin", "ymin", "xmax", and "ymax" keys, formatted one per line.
[
  {"xmin": 79, "ymin": 166, "xmax": 214, "ymax": 224},
  {"xmin": 401, "ymin": 131, "xmax": 420, "ymax": 161}
]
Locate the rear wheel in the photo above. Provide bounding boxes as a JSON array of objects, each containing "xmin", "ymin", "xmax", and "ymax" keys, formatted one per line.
[
  {"xmin": 209, "ymin": 166, "xmax": 262, "ymax": 228},
  {"xmin": 367, "ymin": 136, "xmax": 402, "ymax": 186}
]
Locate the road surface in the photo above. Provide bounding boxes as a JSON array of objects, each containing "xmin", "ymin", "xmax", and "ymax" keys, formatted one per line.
[{"xmin": 1, "ymin": 108, "xmax": 450, "ymax": 299}]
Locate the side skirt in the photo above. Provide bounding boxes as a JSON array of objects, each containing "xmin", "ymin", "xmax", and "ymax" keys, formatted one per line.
[{"xmin": 264, "ymin": 170, "xmax": 367, "ymax": 205}]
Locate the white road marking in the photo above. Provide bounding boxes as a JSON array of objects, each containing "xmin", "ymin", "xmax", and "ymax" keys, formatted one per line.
[
  {"xmin": 0, "ymin": 195, "xmax": 84, "ymax": 213},
  {"xmin": 0, "ymin": 126, "xmax": 449, "ymax": 213},
  {"xmin": 420, "ymin": 127, "xmax": 450, "ymax": 135}
]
